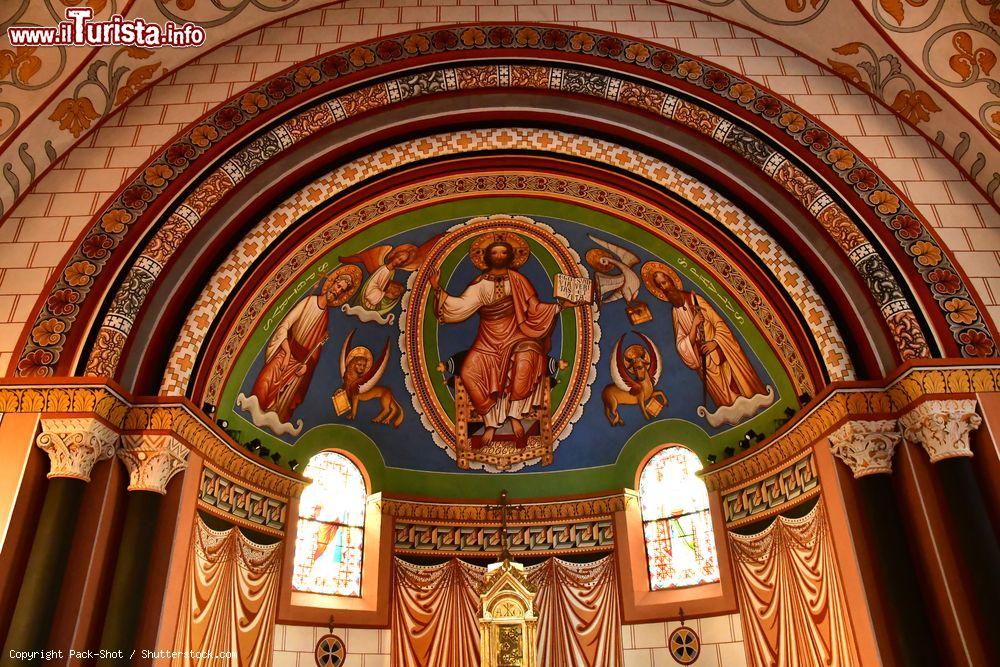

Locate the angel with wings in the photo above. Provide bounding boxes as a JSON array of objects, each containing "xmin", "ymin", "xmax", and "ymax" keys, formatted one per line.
[
  {"xmin": 333, "ymin": 329, "xmax": 403, "ymax": 427},
  {"xmin": 601, "ymin": 332, "xmax": 668, "ymax": 426},
  {"xmin": 339, "ymin": 235, "xmax": 442, "ymax": 325},
  {"xmin": 586, "ymin": 235, "xmax": 652, "ymax": 325}
]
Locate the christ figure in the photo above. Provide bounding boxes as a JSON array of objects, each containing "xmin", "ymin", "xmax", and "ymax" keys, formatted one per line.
[{"xmin": 429, "ymin": 239, "xmax": 572, "ymax": 447}]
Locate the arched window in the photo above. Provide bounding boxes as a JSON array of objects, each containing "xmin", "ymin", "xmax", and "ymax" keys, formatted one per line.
[
  {"xmin": 292, "ymin": 451, "xmax": 367, "ymax": 596},
  {"xmin": 638, "ymin": 446, "xmax": 719, "ymax": 590}
]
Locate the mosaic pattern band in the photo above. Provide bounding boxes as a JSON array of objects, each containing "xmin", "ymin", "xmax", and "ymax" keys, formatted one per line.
[{"xmin": 14, "ymin": 26, "xmax": 991, "ymax": 380}]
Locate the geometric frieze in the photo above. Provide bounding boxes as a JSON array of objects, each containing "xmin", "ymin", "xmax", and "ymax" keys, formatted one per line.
[
  {"xmin": 198, "ymin": 465, "xmax": 288, "ymax": 533},
  {"xmin": 722, "ymin": 451, "xmax": 820, "ymax": 525}
]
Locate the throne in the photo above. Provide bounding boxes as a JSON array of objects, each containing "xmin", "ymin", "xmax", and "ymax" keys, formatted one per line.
[
  {"xmin": 442, "ymin": 352, "xmax": 560, "ymax": 471},
  {"xmin": 479, "ymin": 560, "xmax": 537, "ymax": 667}
]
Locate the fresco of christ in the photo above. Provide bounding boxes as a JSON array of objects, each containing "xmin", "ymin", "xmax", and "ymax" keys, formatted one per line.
[{"xmin": 429, "ymin": 233, "xmax": 574, "ymax": 447}]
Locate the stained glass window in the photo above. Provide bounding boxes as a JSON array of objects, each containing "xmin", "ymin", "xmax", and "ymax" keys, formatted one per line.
[
  {"xmin": 638, "ymin": 446, "xmax": 719, "ymax": 590},
  {"xmin": 292, "ymin": 451, "xmax": 367, "ymax": 596}
]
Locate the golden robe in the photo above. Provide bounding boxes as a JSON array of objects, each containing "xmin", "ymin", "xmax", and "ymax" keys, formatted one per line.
[{"xmin": 673, "ymin": 292, "xmax": 765, "ymax": 408}]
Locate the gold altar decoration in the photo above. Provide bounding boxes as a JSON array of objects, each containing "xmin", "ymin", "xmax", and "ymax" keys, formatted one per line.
[{"xmin": 479, "ymin": 559, "xmax": 538, "ymax": 667}]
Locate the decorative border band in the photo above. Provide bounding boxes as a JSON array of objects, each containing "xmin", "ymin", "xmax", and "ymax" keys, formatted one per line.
[{"xmin": 393, "ymin": 519, "xmax": 614, "ymax": 556}]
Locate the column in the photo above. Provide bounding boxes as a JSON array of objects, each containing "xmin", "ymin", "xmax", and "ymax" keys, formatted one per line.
[
  {"xmin": 0, "ymin": 417, "xmax": 118, "ymax": 666},
  {"xmin": 96, "ymin": 433, "xmax": 188, "ymax": 665},
  {"xmin": 828, "ymin": 419, "xmax": 940, "ymax": 666},
  {"xmin": 900, "ymin": 399, "xmax": 1000, "ymax": 664}
]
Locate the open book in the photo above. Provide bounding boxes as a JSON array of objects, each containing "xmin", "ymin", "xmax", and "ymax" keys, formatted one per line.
[{"xmin": 553, "ymin": 274, "xmax": 593, "ymax": 304}]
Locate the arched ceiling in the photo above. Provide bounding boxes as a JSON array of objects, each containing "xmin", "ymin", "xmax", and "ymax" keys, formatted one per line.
[
  {"xmin": 1, "ymin": 0, "xmax": 998, "ymax": 225},
  {"xmin": 14, "ymin": 30, "xmax": 996, "ymax": 390},
  {"xmin": 1, "ymin": 14, "xmax": 995, "ymax": 501}
]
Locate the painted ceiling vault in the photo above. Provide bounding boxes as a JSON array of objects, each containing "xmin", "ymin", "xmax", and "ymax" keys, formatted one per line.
[
  {"xmin": 2, "ymin": 1, "xmax": 996, "ymax": 503},
  {"xmin": 1, "ymin": 0, "xmax": 998, "ymax": 222}
]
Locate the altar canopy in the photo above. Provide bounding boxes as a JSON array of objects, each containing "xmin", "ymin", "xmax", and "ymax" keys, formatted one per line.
[{"xmin": 390, "ymin": 557, "xmax": 622, "ymax": 667}]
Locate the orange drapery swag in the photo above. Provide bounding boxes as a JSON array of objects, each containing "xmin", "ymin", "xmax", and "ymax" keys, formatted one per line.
[
  {"xmin": 729, "ymin": 500, "xmax": 860, "ymax": 667},
  {"xmin": 175, "ymin": 516, "xmax": 282, "ymax": 667},
  {"xmin": 391, "ymin": 556, "xmax": 622, "ymax": 667}
]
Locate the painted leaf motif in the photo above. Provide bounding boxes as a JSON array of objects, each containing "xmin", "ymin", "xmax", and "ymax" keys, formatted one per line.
[
  {"xmin": 17, "ymin": 51, "xmax": 41, "ymax": 82},
  {"xmin": 950, "ymin": 52, "xmax": 973, "ymax": 80},
  {"xmin": 125, "ymin": 47, "xmax": 154, "ymax": 60},
  {"xmin": 49, "ymin": 96, "xmax": 99, "ymax": 137},
  {"xmin": 832, "ymin": 42, "xmax": 863, "ymax": 55},
  {"xmin": 954, "ymin": 30, "xmax": 974, "ymax": 55},
  {"xmin": 0, "ymin": 47, "xmax": 42, "ymax": 84},
  {"xmin": 114, "ymin": 63, "xmax": 160, "ymax": 105},
  {"xmin": 979, "ymin": 48, "xmax": 997, "ymax": 75},
  {"xmin": 827, "ymin": 59, "xmax": 871, "ymax": 92},
  {"xmin": 985, "ymin": 0, "xmax": 1000, "ymax": 27},
  {"xmin": 879, "ymin": 0, "xmax": 905, "ymax": 24},
  {"xmin": 59, "ymin": 0, "xmax": 108, "ymax": 12},
  {"xmin": 890, "ymin": 89, "xmax": 940, "ymax": 123}
]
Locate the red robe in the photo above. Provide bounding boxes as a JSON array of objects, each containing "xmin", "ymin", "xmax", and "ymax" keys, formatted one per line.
[
  {"xmin": 250, "ymin": 296, "xmax": 328, "ymax": 423},
  {"xmin": 438, "ymin": 271, "xmax": 559, "ymax": 425}
]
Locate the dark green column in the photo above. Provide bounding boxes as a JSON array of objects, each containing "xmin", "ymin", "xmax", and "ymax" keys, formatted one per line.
[
  {"xmin": 856, "ymin": 473, "xmax": 941, "ymax": 665},
  {"xmin": 934, "ymin": 458, "xmax": 1000, "ymax": 662},
  {"xmin": 1, "ymin": 478, "xmax": 86, "ymax": 666},
  {"xmin": 95, "ymin": 491, "xmax": 163, "ymax": 666}
]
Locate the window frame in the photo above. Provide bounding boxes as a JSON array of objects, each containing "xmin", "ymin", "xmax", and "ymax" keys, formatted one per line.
[
  {"xmin": 637, "ymin": 445, "xmax": 721, "ymax": 591},
  {"xmin": 278, "ymin": 448, "xmax": 393, "ymax": 626},
  {"xmin": 292, "ymin": 449, "xmax": 370, "ymax": 597},
  {"xmin": 615, "ymin": 444, "xmax": 737, "ymax": 622}
]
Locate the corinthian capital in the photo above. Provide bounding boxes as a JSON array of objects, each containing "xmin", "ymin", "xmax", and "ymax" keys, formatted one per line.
[
  {"xmin": 36, "ymin": 417, "xmax": 118, "ymax": 481},
  {"xmin": 829, "ymin": 419, "xmax": 902, "ymax": 478},
  {"xmin": 119, "ymin": 434, "xmax": 189, "ymax": 494},
  {"xmin": 900, "ymin": 399, "xmax": 982, "ymax": 463}
]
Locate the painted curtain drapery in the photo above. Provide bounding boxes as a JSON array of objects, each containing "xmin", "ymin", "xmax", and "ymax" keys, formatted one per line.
[
  {"xmin": 729, "ymin": 501, "xmax": 859, "ymax": 667},
  {"xmin": 175, "ymin": 516, "xmax": 282, "ymax": 667},
  {"xmin": 527, "ymin": 556, "xmax": 622, "ymax": 667},
  {"xmin": 391, "ymin": 556, "xmax": 622, "ymax": 667},
  {"xmin": 391, "ymin": 559, "xmax": 485, "ymax": 667}
]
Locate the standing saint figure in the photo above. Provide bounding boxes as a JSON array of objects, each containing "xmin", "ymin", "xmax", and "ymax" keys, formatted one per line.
[
  {"xmin": 642, "ymin": 262, "xmax": 773, "ymax": 425},
  {"xmin": 239, "ymin": 265, "xmax": 361, "ymax": 435},
  {"xmin": 429, "ymin": 233, "xmax": 574, "ymax": 447}
]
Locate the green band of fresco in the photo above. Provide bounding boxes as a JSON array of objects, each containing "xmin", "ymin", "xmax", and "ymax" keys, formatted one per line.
[{"xmin": 289, "ymin": 419, "xmax": 710, "ymax": 499}]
